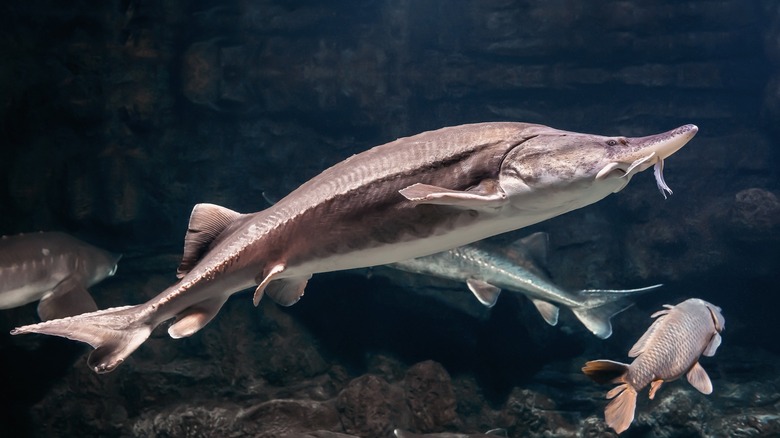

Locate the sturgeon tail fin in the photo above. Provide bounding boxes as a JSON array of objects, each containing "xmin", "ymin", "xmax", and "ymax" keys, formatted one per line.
[
  {"xmin": 11, "ymin": 304, "xmax": 152, "ymax": 373},
  {"xmin": 570, "ymin": 284, "xmax": 663, "ymax": 339},
  {"xmin": 582, "ymin": 359, "xmax": 636, "ymax": 434}
]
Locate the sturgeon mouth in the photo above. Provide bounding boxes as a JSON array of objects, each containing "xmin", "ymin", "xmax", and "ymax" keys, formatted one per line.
[
  {"xmin": 626, "ymin": 125, "xmax": 699, "ymax": 199},
  {"xmin": 596, "ymin": 124, "xmax": 697, "ymax": 198}
]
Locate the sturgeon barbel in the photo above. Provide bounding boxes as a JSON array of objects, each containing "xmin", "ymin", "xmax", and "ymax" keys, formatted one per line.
[
  {"xmin": 12, "ymin": 122, "xmax": 698, "ymax": 373},
  {"xmin": 0, "ymin": 232, "xmax": 120, "ymax": 321},
  {"xmin": 390, "ymin": 232, "xmax": 662, "ymax": 338},
  {"xmin": 582, "ymin": 298, "xmax": 725, "ymax": 434}
]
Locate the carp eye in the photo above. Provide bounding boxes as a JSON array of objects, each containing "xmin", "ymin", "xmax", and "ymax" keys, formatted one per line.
[{"xmin": 606, "ymin": 140, "xmax": 617, "ymax": 146}]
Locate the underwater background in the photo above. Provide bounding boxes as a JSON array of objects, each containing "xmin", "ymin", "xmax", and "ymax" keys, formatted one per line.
[{"xmin": 1, "ymin": 0, "xmax": 779, "ymax": 437}]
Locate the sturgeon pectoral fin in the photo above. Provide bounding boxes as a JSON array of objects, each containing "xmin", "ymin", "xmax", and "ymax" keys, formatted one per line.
[
  {"xmin": 686, "ymin": 361, "xmax": 713, "ymax": 394},
  {"xmin": 530, "ymin": 298, "xmax": 559, "ymax": 326},
  {"xmin": 648, "ymin": 379, "xmax": 664, "ymax": 399},
  {"xmin": 466, "ymin": 278, "xmax": 501, "ymax": 307},
  {"xmin": 254, "ymin": 264, "xmax": 286, "ymax": 306},
  {"xmin": 168, "ymin": 296, "xmax": 229, "ymax": 339},
  {"xmin": 265, "ymin": 276, "xmax": 311, "ymax": 306},
  {"xmin": 399, "ymin": 180, "xmax": 508, "ymax": 209},
  {"xmin": 37, "ymin": 276, "xmax": 98, "ymax": 321},
  {"xmin": 177, "ymin": 203, "xmax": 242, "ymax": 278}
]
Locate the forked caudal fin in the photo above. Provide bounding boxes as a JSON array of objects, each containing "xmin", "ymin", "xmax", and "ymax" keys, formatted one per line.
[
  {"xmin": 11, "ymin": 304, "xmax": 152, "ymax": 373},
  {"xmin": 570, "ymin": 284, "xmax": 662, "ymax": 339}
]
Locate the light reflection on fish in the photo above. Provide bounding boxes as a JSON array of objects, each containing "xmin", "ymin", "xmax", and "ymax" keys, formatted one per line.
[
  {"xmin": 0, "ymin": 232, "xmax": 120, "ymax": 321},
  {"xmin": 390, "ymin": 232, "xmax": 662, "ymax": 338},
  {"xmin": 582, "ymin": 298, "xmax": 725, "ymax": 434}
]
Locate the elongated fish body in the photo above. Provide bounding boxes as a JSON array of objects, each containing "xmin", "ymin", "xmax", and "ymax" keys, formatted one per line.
[
  {"xmin": 0, "ymin": 232, "xmax": 120, "ymax": 320},
  {"xmin": 394, "ymin": 428, "xmax": 507, "ymax": 438},
  {"xmin": 390, "ymin": 232, "xmax": 662, "ymax": 338},
  {"xmin": 12, "ymin": 122, "xmax": 698, "ymax": 373},
  {"xmin": 582, "ymin": 298, "xmax": 725, "ymax": 434}
]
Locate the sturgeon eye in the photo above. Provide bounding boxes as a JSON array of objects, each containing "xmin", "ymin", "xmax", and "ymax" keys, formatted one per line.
[{"xmin": 606, "ymin": 140, "xmax": 617, "ymax": 146}]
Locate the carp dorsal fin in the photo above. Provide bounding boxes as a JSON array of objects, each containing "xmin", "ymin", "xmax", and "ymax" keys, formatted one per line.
[
  {"xmin": 177, "ymin": 203, "xmax": 242, "ymax": 278},
  {"xmin": 686, "ymin": 361, "xmax": 713, "ymax": 394},
  {"xmin": 628, "ymin": 308, "xmax": 671, "ymax": 357}
]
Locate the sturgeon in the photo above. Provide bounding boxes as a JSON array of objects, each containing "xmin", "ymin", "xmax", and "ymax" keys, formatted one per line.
[
  {"xmin": 389, "ymin": 232, "xmax": 662, "ymax": 338},
  {"xmin": 11, "ymin": 122, "xmax": 698, "ymax": 373},
  {"xmin": 0, "ymin": 232, "xmax": 120, "ymax": 321}
]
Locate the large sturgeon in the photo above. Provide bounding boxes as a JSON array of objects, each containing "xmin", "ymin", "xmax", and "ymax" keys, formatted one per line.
[
  {"xmin": 0, "ymin": 232, "xmax": 120, "ymax": 321},
  {"xmin": 12, "ymin": 122, "xmax": 697, "ymax": 373}
]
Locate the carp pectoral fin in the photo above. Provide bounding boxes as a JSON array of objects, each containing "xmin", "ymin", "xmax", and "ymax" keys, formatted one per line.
[
  {"xmin": 703, "ymin": 332, "xmax": 722, "ymax": 357},
  {"xmin": 399, "ymin": 180, "xmax": 508, "ymax": 209},
  {"xmin": 168, "ymin": 296, "xmax": 229, "ymax": 338},
  {"xmin": 37, "ymin": 276, "xmax": 98, "ymax": 321},
  {"xmin": 530, "ymin": 298, "xmax": 559, "ymax": 326},
  {"xmin": 687, "ymin": 361, "xmax": 713, "ymax": 394},
  {"xmin": 265, "ymin": 276, "xmax": 311, "ymax": 307},
  {"xmin": 466, "ymin": 278, "xmax": 501, "ymax": 307},
  {"xmin": 648, "ymin": 379, "xmax": 664, "ymax": 399}
]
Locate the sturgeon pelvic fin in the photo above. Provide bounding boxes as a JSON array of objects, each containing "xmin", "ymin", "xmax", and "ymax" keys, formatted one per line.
[
  {"xmin": 11, "ymin": 304, "xmax": 151, "ymax": 373},
  {"xmin": 168, "ymin": 296, "xmax": 229, "ymax": 339}
]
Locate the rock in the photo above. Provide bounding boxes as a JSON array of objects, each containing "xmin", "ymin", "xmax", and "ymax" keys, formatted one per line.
[
  {"xmin": 337, "ymin": 374, "xmax": 412, "ymax": 437},
  {"xmin": 403, "ymin": 361, "xmax": 460, "ymax": 432}
]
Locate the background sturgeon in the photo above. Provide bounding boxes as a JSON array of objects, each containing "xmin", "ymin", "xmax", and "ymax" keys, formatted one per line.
[
  {"xmin": 389, "ymin": 232, "xmax": 662, "ymax": 338},
  {"xmin": 0, "ymin": 232, "xmax": 120, "ymax": 321},
  {"xmin": 11, "ymin": 122, "xmax": 697, "ymax": 373}
]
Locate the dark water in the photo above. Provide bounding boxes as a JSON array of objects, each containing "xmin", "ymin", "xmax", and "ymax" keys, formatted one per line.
[{"xmin": 1, "ymin": 1, "xmax": 779, "ymax": 437}]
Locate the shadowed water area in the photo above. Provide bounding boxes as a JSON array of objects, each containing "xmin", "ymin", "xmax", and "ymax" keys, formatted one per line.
[{"xmin": 1, "ymin": 1, "xmax": 779, "ymax": 437}]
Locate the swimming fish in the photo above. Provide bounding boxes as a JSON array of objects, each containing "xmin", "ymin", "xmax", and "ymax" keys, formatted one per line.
[
  {"xmin": 390, "ymin": 232, "xmax": 662, "ymax": 338},
  {"xmin": 582, "ymin": 298, "xmax": 725, "ymax": 434},
  {"xmin": 11, "ymin": 122, "xmax": 697, "ymax": 373},
  {"xmin": 394, "ymin": 428, "xmax": 507, "ymax": 438},
  {"xmin": 0, "ymin": 232, "xmax": 120, "ymax": 321}
]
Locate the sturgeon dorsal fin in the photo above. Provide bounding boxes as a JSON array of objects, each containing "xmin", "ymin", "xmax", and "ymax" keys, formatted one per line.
[
  {"xmin": 513, "ymin": 232, "xmax": 549, "ymax": 265},
  {"xmin": 177, "ymin": 203, "xmax": 241, "ymax": 278}
]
